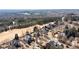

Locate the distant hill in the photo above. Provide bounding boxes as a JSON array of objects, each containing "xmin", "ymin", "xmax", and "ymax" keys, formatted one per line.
[{"xmin": 0, "ymin": 9, "xmax": 79, "ymax": 19}]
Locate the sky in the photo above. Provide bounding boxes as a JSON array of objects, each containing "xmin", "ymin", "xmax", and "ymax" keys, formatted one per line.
[{"xmin": 0, "ymin": 0, "xmax": 79, "ymax": 9}]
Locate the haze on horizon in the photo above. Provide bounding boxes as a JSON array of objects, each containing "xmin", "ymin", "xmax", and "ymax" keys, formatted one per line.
[{"xmin": 0, "ymin": 0, "xmax": 79, "ymax": 9}]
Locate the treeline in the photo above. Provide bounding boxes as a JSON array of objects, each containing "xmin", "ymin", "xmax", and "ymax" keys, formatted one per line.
[
  {"xmin": 16, "ymin": 17, "xmax": 61, "ymax": 26},
  {"xmin": 0, "ymin": 17, "xmax": 61, "ymax": 26},
  {"xmin": 64, "ymin": 16, "xmax": 79, "ymax": 21},
  {"xmin": 0, "ymin": 17, "xmax": 61, "ymax": 33},
  {"xmin": 0, "ymin": 15, "xmax": 79, "ymax": 28},
  {"xmin": 0, "ymin": 15, "xmax": 79, "ymax": 33}
]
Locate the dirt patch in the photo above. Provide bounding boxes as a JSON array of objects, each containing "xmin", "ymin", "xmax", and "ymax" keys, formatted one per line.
[{"xmin": 0, "ymin": 25, "xmax": 41, "ymax": 43}]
